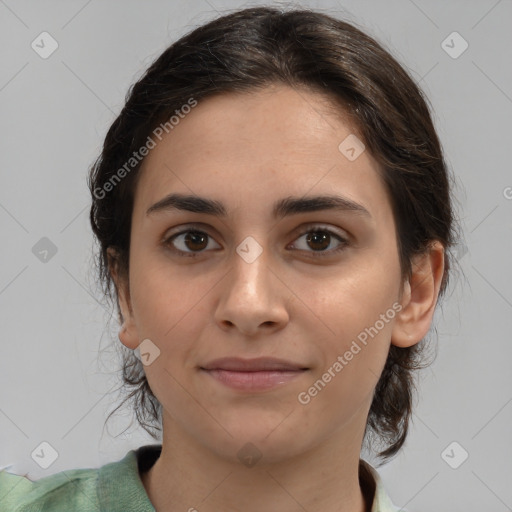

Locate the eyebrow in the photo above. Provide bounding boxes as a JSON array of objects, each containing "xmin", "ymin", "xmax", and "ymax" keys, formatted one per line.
[{"xmin": 146, "ymin": 193, "xmax": 371, "ymax": 219}]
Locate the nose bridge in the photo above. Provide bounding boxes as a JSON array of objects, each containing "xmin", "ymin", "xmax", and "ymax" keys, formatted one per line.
[
  {"xmin": 231, "ymin": 234, "xmax": 271, "ymax": 297},
  {"xmin": 214, "ymin": 232, "xmax": 289, "ymax": 334}
]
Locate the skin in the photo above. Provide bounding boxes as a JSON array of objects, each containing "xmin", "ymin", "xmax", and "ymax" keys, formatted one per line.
[{"xmin": 109, "ymin": 83, "xmax": 445, "ymax": 512}]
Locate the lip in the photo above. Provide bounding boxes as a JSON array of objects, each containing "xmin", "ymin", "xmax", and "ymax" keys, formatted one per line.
[
  {"xmin": 200, "ymin": 357, "xmax": 308, "ymax": 371},
  {"xmin": 199, "ymin": 357, "xmax": 309, "ymax": 392}
]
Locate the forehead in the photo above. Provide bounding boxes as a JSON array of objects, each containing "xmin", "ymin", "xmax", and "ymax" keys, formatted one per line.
[
  {"xmin": 149, "ymin": 85, "xmax": 355, "ymax": 161},
  {"xmin": 133, "ymin": 84, "xmax": 391, "ymax": 221}
]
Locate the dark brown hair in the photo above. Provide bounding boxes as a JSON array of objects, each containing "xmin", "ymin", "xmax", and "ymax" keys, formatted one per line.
[{"xmin": 88, "ymin": 6, "xmax": 458, "ymax": 463}]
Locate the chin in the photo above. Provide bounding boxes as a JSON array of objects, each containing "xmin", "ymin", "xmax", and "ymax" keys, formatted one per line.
[{"xmin": 202, "ymin": 422, "xmax": 307, "ymax": 467}]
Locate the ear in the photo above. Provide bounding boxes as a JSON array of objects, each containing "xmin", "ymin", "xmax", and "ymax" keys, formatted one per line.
[
  {"xmin": 107, "ymin": 247, "xmax": 140, "ymax": 350},
  {"xmin": 391, "ymin": 241, "xmax": 445, "ymax": 348}
]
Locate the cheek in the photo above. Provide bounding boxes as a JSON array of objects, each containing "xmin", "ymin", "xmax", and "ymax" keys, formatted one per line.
[
  {"xmin": 298, "ymin": 245, "xmax": 401, "ymax": 386},
  {"xmin": 129, "ymin": 257, "xmax": 211, "ymax": 371},
  {"xmin": 297, "ymin": 306, "xmax": 395, "ymax": 431},
  {"xmin": 305, "ymin": 257, "xmax": 400, "ymax": 343},
  {"xmin": 130, "ymin": 252, "xmax": 197, "ymax": 331}
]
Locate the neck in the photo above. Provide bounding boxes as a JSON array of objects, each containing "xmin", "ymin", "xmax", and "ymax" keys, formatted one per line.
[{"xmin": 141, "ymin": 415, "xmax": 372, "ymax": 512}]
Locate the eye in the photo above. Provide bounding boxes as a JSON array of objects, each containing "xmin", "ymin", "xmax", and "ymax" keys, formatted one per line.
[
  {"xmin": 289, "ymin": 226, "xmax": 349, "ymax": 257},
  {"xmin": 163, "ymin": 225, "xmax": 349, "ymax": 259},
  {"xmin": 163, "ymin": 229, "xmax": 221, "ymax": 257}
]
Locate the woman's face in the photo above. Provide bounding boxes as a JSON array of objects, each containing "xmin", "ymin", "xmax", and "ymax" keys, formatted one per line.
[{"xmin": 116, "ymin": 84, "xmax": 407, "ymax": 464}]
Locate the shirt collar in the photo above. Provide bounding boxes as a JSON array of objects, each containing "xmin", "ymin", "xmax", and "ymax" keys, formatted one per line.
[{"xmin": 360, "ymin": 458, "xmax": 399, "ymax": 511}]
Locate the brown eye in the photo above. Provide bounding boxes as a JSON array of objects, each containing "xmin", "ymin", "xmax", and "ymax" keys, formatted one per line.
[
  {"xmin": 306, "ymin": 231, "xmax": 331, "ymax": 251},
  {"xmin": 182, "ymin": 231, "xmax": 208, "ymax": 251},
  {"xmin": 164, "ymin": 229, "xmax": 221, "ymax": 257},
  {"xmin": 291, "ymin": 227, "xmax": 348, "ymax": 256}
]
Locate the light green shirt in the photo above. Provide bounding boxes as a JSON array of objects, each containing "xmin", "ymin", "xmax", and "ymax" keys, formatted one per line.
[{"xmin": 0, "ymin": 444, "xmax": 399, "ymax": 511}]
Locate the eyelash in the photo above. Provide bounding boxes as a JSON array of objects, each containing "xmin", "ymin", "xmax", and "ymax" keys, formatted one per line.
[{"xmin": 162, "ymin": 225, "xmax": 349, "ymax": 258}]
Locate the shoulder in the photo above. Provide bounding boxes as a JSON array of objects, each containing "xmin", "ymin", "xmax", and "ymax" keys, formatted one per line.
[
  {"xmin": 0, "ymin": 465, "xmax": 100, "ymax": 512},
  {"xmin": 0, "ymin": 445, "xmax": 160, "ymax": 512}
]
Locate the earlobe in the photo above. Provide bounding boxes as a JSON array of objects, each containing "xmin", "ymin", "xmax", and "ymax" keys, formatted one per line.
[
  {"xmin": 118, "ymin": 321, "xmax": 140, "ymax": 351},
  {"xmin": 107, "ymin": 247, "xmax": 140, "ymax": 351},
  {"xmin": 391, "ymin": 241, "xmax": 445, "ymax": 348}
]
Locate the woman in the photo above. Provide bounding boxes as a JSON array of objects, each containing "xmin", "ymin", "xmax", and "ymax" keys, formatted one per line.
[{"xmin": 0, "ymin": 6, "xmax": 456, "ymax": 511}]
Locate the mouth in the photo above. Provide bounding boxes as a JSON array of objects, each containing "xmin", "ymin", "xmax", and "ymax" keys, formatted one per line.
[{"xmin": 199, "ymin": 357, "xmax": 309, "ymax": 392}]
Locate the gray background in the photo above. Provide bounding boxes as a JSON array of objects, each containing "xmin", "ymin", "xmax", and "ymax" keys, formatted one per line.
[{"xmin": 1, "ymin": 0, "xmax": 511, "ymax": 510}]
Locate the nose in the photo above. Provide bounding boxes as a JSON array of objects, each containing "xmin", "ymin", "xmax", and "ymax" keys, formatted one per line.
[{"xmin": 214, "ymin": 244, "xmax": 290, "ymax": 337}]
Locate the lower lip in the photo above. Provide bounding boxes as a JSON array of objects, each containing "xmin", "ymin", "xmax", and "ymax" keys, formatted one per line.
[{"xmin": 201, "ymin": 369, "xmax": 307, "ymax": 391}]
